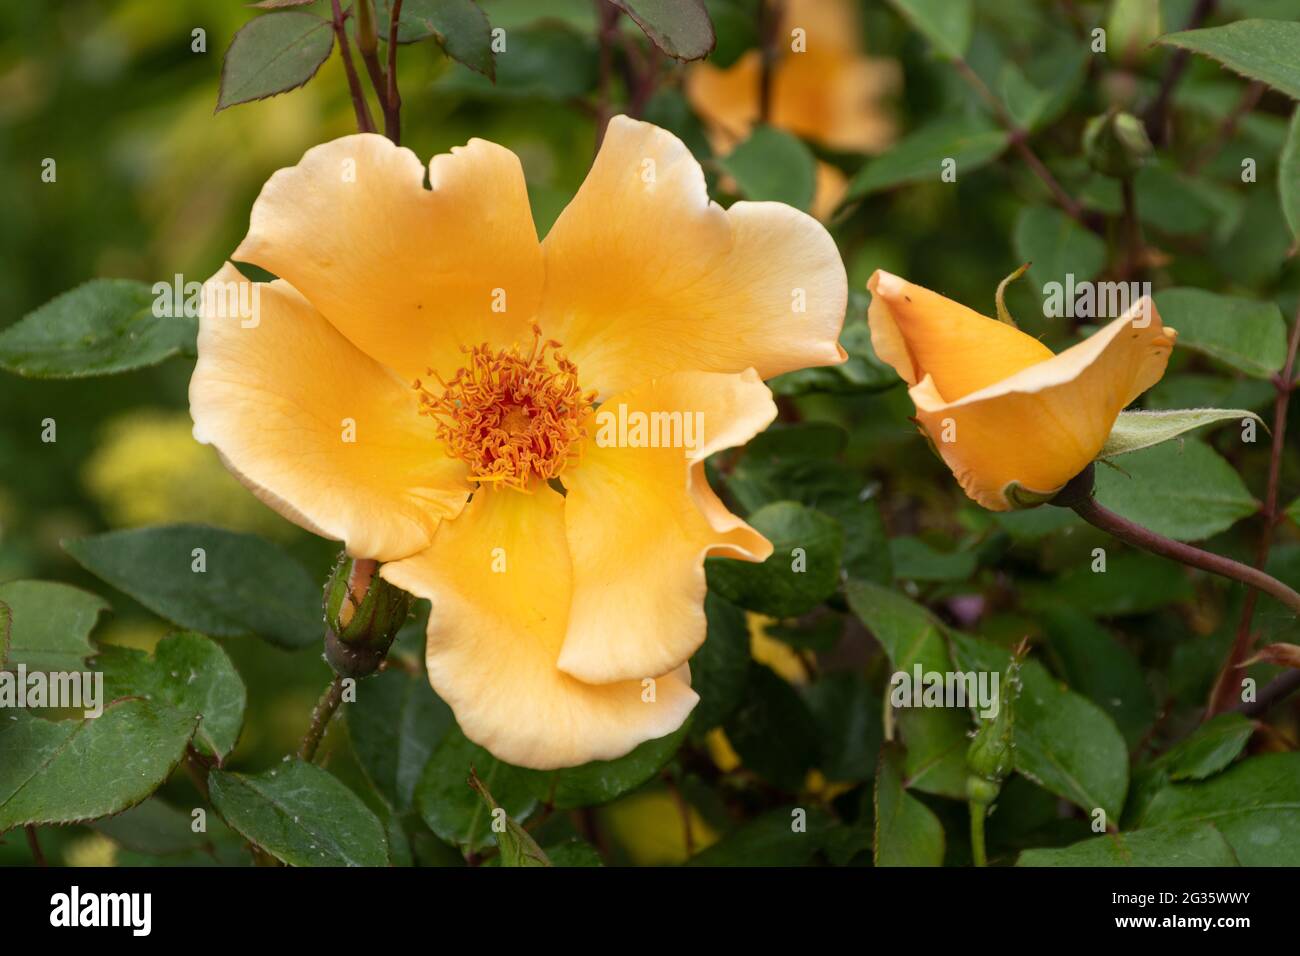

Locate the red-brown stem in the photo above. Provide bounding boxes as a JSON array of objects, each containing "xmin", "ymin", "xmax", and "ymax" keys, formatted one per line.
[
  {"xmin": 594, "ymin": 0, "xmax": 619, "ymax": 150},
  {"xmin": 1144, "ymin": 0, "xmax": 1218, "ymax": 146},
  {"xmin": 25, "ymin": 825, "xmax": 46, "ymax": 866},
  {"xmin": 1234, "ymin": 669, "xmax": 1300, "ymax": 717},
  {"xmin": 1207, "ymin": 311, "xmax": 1300, "ymax": 715},
  {"xmin": 950, "ymin": 58, "xmax": 1088, "ymax": 227},
  {"xmin": 1071, "ymin": 496, "xmax": 1300, "ymax": 618},
  {"xmin": 330, "ymin": 0, "xmax": 376, "ymax": 134},
  {"xmin": 298, "ymin": 674, "xmax": 346, "ymax": 762},
  {"xmin": 1120, "ymin": 177, "xmax": 1145, "ymax": 280},
  {"xmin": 757, "ymin": 0, "xmax": 784, "ymax": 123},
  {"xmin": 384, "ymin": 0, "xmax": 404, "ymax": 144}
]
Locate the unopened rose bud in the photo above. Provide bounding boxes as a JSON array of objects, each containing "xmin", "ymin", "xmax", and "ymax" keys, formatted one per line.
[
  {"xmin": 322, "ymin": 554, "xmax": 412, "ymax": 677},
  {"xmin": 1083, "ymin": 110, "xmax": 1153, "ymax": 179},
  {"xmin": 965, "ymin": 645, "xmax": 1025, "ymax": 806}
]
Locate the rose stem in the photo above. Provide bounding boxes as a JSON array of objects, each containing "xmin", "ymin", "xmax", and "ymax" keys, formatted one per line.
[
  {"xmin": 298, "ymin": 674, "xmax": 347, "ymax": 763},
  {"xmin": 330, "ymin": 0, "xmax": 377, "ymax": 134},
  {"xmin": 384, "ymin": 0, "xmax": 404, "ymax": 144},
  {"xmin": 948, "ymin": 56, "xmax": 1090, "ymax": 229},
  {"xmin": 1207, "ymin": 310, "xmax": 1300, "ymax": 715},
  {"xmin": 1070, "ymin": 495, "xmax": 1300, "ymax": 618}
]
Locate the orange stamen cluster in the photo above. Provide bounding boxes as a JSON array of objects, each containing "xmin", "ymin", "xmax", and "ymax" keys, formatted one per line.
[{"xmin": 414, "ymin": 326, "xmax": 595, "ymax": 491}]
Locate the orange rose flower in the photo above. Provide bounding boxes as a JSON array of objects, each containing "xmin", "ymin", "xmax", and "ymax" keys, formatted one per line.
[{"xmin": 190, "ymin": 117, "xmax": 847, "ymax": 769}]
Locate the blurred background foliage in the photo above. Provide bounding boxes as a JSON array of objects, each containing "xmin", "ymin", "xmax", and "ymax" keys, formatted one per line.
[{"xmin": 2, "ymin": 0, "xmax": 1300, "ymax": 867}]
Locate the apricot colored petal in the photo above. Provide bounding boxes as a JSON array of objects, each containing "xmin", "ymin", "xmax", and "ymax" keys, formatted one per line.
[
  {"xmin": 867, "ymin": 269, "xmax": 1055, "ymax": 401},
  {"xmin": 539, "ymin": 116, "xmax": 847, "ymax": 399},
  {"xmin": 558, "ymin": 369, "xmax": 775, "ymax": 684},
  {"xmin": 233, "ymin": 134, "xmax": 543, "ymax": 383},
  {"xmin": 189, "ymin": 264, "xmax": 469, "ymax": 560},
  {"xmin": 911, "ymin": 299, "xmax": 1177, "ymax": 510},
  {"xmin": 380, "ymin": 485, "xmax": 697, "ymax": 770}
]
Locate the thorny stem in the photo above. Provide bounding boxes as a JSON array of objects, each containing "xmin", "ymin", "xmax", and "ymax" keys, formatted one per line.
[
  {"xmin": 969, "ymin": 803, "xmax": 987, "ymax": 868},
  {"xmin": 1072, "ymin": 496, "xmax": 1300, "ymax": 619},
  {"xmin": 330, "ymin": 0, "xmax": 377, "ymax": 134},
  {"xmin": 949, "ymin": 57, "xmax": 1091, "ymax": 228},
  {"xmin": 1143, "ymin": 0, "xmax": 1217, "ymax": 146},
  {"xmin": 1207, "ymin": 310, "xmax": 1300, "ymax": 716},
  {"xmin": 299, "ymin": 674, "xmax": 347, "ymax": 762},
  {"xmin": 25, "ymin": 825, "xmax": 46, "ymax": 867}
]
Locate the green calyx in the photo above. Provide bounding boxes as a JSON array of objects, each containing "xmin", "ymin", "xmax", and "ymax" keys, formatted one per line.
[
  {"xmin": 965, "ymin": 642, "xmax": 1026, "ymax": 806},
  {"xmin": 323, "ymin": 554, "xmax": 412, "ymax": 677},
  {"xmin": 1082, "ymin": 109, "xmax": 1153, "ymax": 179}
]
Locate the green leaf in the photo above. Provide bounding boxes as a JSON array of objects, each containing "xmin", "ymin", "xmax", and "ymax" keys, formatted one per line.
[
  {"xmin": 0, "ymin": 580, "xmax": 109, "ymax": 670},
  {"xmin": 93, "ymin": 798, "xmax": 214, "ymax": 857},
  {"xmin": 439, "ymin": 22, "xmax": 596, "ymax": 99},
  {"xmin": 874, "ymin": 744, "xmax": 945, "ymax": 866},
  {"xmin": 0, "ymin": 700, "xmax": 195, "ymax": 829},
  {"xmin": 719, "ymin": 125, "xmax": 816, "ymax": 211},
  {"xmin": 95, "ymin": 631, "xmax": 246, "ymax": 761},
  {"xmin": 469, "ymin": 770, "xmax": 550, "ymax": 866},
  {"xmin": 1040, "ymin": 551, "xmax": 1193, "ymax": 616},
  {"xmin": 0, "ymin": 279, "xmax": 196, "ymax": 379},
  {"xmin": 1013, "ymin": 205, "xmax": 1107, "ymax": 291},
  {"xmin": 64, "ymin": 524, "xmax": 323, "ymax": 650},
  {"xmin": 1153, "ymin": 288, "xmax": 1286, "ymax": 378},
  {"xmin": 217, "ymin": 11, "xmax": 335, "ymax": 110},
  {"xmin": 538, "ymin": 723, "xmax": 688, "ymax": 811},
  {"xmin": 845, "ymin": 582, "xmax": 969, "ymax": 798},
  {"xmin": 376, "ymin": 0, "xmax": 495, "ymax": 77},
  {"xmin": 705, "ymin": 501, "xmax": 843, "ymax": 617},
  {"xmin": 1135, "ymin": 163, "xmax": 1222, "ymax": 236},
  {"xmin": 543, "ymin": 840, "xmax": 603, "ymax": 866},
  {"xmin": 347, "ymin": 668, "xmax": 452, "ymax": 813},
  {"xmin": 1281, "ymin": 107, "xmax": 1300, "ymax": 244},
  {"xmin": 806, "ymin": 672, "xmax": 882, "ymax": 783},
  {"xmin": 610, "ymin": 0, "xmax": 715, "ymax": 61},
  {"xmin": 1100, "ymin": 408, "xmax": 1265, "ymax": 458},
  {"xmin": 209, "ymin": 760, "xmax": 388, "ymax": 867},
  {"xmin": 1140, "ymin": 752, "xmax": 1300, "ymax": 865},
  {"xmin": 726, "ymin": 419, "xmax": 890, "ymax": 583},
  {"xmin": 889, "ymin": 536, "xmax": 976, "ymax": 583},
  {"xmin": 844, "ymin": 117, "xmax": 1009, "ymax": 201},
  {"xmin": 416, "ymin": 726, "xmax": 538, "ymax": 853},
  {"xmin": 846, "ymin": 581, "xmax": 949, "ymax": 673},
  {"xmin": 687, "ymin": 805, "xmax": 835, "ymax": 866},
  {"xmin": 722, "ymin": 665, "xmax": 820, "ymax": 790},
  {"xmin": 1094, "ymin": 439, "xmax": 1259, "ymax": 542},
  {"xmin": 1159, "ymin": 713, "xmax": 1256, "ymax": 782},
  {"xmin": 769, "ymin": 316, "xmax": 900, "ymax": 396},
  {"xmin": 1148, "ymin": 373, "xmax": 1274, "ymax": 413},
  {"xmin": 886, "ymin": 0, "xmax": 972, "ymax": 59},
  {"xmin": 688, "ymin": 593, "xmax": 751, "ymax": 736},
  {"xmin": 1036, "ymin": 606, "xmax": 1155, "ymax": 747},
  {"xmin": 952, "ymin": 635, "xmax": 1130, "ymax": 822},
  {"xmin": 1159, "ymin": 19, "xmax": 1300, "ymax": 100},
  {"xmin": 1016, "ymin": 821, "xmax": 1239, "ymax": 866}
]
